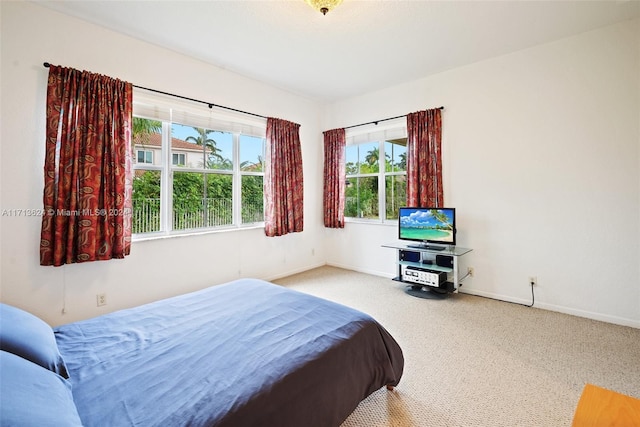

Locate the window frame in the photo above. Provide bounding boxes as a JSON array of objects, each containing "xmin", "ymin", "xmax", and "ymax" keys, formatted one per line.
[
  {"xmin": 344, "ymin": 121, "xmax": 407, "ymax": 224},
  {"xmin": 238, "ymin": 134, "xmax": 266, "ymax": 225}
]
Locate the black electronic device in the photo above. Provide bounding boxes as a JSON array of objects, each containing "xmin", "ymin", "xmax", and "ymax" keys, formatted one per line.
[
  {"xmin": 435, "ymin": 254, "xmax": 453, "ymax": 268},
  {"xmin": 398, "ymin": 207, "xmax": 456, "ymax": 249},
  {"xmin": 399, "ymin": 250, "xmax": 420, "ymax": 263}
]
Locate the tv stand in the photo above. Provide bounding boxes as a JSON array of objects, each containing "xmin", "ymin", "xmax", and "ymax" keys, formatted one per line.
[{"xmin": 382, "ymin": 242, "xmax": 472, "ymax": 299}]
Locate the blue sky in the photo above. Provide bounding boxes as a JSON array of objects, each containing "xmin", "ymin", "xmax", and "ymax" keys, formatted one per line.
[
  {"xmin": 171, "ymin": 123, "xmax": 263, "ymax": 166},
  {"xmin": 345, "ymin": 141, "xmax": 406, "ymax": 167},
  {"xmin": 400, "ymin": 208, "xmax": 454, "ymax": 227}
]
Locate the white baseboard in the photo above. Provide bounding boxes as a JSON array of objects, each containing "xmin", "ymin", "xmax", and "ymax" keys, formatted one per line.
[
  {"xmin": 325, "ymin": 261, "xmax": 394, "ymax": 279},
  {"xmin": 460, "ymin": 288, "xmax": 640, "ymax": 329},
  {"xmin": 265, "ymin": 261, "xmax": 327, "ymax": 283}
]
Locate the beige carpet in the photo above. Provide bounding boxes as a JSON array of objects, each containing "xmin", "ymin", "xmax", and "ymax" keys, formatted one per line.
[{"xmin": 274, "ymin": 266, "xmax": 640, "ymax": 427}]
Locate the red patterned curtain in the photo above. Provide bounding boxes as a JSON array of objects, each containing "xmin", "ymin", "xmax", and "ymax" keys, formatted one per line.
[
  {"xmin": 264, "ymin": 117, "xmax": 304, "ymax": 237},
  {"xmin": 323, "ymin": 128, "xmax": 346, "ymax": 228},
  {"xmin": 40, "ymin": 65, "xmax": 133, "ymax": 266},
  {"xmin": 406, "ymin": 108, "xmax": 443, "ymax": 207}
]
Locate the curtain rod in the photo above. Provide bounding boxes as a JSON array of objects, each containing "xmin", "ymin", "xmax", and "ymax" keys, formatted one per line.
[
  {"xmin": 343, "ymin": 106, "xmax": 444, "ymax": 130},
  {"xmin": 43, "ymin": 62, "xmax": 268, "ymax": 120}
]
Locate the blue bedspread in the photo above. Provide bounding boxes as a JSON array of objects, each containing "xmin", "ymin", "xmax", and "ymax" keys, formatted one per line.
[{"xmin": 54, "ymin": 279, "xmax": 404, "ymax": 427}]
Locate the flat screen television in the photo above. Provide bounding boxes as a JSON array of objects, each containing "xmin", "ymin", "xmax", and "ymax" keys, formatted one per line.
[{"xmin": 398, "ymin": 207, "xmax": 456, "ymax": 249}]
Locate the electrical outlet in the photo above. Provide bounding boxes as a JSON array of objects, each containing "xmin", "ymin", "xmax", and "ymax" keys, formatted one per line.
[
  {"xmin": 96, "ymin": 293, "xmax": 107, "ymax": 307},
  {"xmin": 468, "ymin": 267, "xmax": 474, "ymax": 277},
  {"xmin": 529, "ymin": 277, "xmax": 537, "ymax": 287}
]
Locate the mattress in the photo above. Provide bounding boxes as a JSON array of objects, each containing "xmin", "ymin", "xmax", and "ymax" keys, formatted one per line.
[{"xmin": 54, "ymin": 278, "xmax": 404, "ymax": 426}]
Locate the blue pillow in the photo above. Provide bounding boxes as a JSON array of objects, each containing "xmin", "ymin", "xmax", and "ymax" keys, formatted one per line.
[
  {"xmin": 0, "ymin": 303, "xmax": 69, "ymax": 378},
  {"xmin": 0, "ymin": 350, "xmax": 83, "ymax": 426}
]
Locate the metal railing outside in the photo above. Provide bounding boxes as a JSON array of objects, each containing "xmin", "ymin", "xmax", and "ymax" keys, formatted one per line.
[{"xmin": 132, "ymin": 198, "xmax": 263, "ymax": 233}]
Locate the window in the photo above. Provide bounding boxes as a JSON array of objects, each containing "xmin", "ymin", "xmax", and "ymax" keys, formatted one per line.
[
  {"xmin": 384, "ymin": 138, "xmax": 407, "ymax": 220},
  {"xmin": 131, "ymin": 105, "xmax": 266, "ymax": 236},
  {"xmin": 170, "ymin": 124, "xmax": 235, "ymax": 231},
  {"xmin": 137, "ymin": 150, "xmax": 153, "ymax": 164},
  {"xmin": 239, "ymin": 135, "xmax": 264, "ymax": 224},
  {"xmin": 345, "ymin": 141, "xmax": 379, "ymax": 219},
  {"xmin": 172, "ymin": 153, "xmax": 186, "ymax": 166},
  {"xmin": 345, "ymin": 122, "xmax": 407, "ymax": 221}
]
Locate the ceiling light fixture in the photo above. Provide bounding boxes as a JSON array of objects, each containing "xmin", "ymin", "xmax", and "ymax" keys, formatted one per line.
[{"xmin": 305, "ymin": 0, "xmax": 343, "ymax": 15}]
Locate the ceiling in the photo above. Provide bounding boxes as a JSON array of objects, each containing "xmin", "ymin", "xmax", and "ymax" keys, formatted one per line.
[{"xmin": 35, "ymin": 0, "xmax": 640, "ymax": 102}]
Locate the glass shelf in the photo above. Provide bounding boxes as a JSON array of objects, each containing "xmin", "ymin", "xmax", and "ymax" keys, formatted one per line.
[
  {"xmin": 398, "ymin": 260, "xmax": 453, "ymax": 273},
  {"xmin": 381, "ymin": 241, "xmax": 472, "ymax": 257}
]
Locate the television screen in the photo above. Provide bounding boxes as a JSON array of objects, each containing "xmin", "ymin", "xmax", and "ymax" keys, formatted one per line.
[{"xmin": 398, "ymin": 207, "xmax": 456, "ymax": 246}]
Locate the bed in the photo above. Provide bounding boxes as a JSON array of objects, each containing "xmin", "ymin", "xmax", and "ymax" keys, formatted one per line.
[{"xmin": 0, "ymin": 278, "xmax": 404, "ymax": 426}]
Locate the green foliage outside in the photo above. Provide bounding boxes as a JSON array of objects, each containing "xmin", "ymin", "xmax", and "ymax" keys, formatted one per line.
[
  {"xmin": 132, "ymin": 170, "xmax": 161, "ymax": 233},
  {"xmin": 241, "ymin": 175, "xmax": 264, "ymax": 223}
]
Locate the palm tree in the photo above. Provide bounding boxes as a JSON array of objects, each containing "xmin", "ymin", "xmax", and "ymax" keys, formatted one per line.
[
  {"xmin": 430, "ymin": 209, "xmax": 453, "ymax": 231},
  {"xmin": 399, "ymin": 152, "xmax": 407, "ymax": 170},
  {"xmin": 186, "ymin": 127, "xmax": 224, "ymax": 166},
  {"xmin": 240, "ymin": 155, "xmax": 264, "ymax": 172},
  {"xmin": 365, "ymin": 147, "xmax": 380, "ymax": 166},
  {"xmin": 133, "ymin": 117, "xmax": 162, "ymax": 143}
]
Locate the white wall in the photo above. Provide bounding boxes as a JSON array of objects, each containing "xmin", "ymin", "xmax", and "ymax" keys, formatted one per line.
[
  {"xmin": 0, "ymin": 2, "xmax": 325, "ymax": 326},
  {"xmin": 324, "ymin": 19, "xmax": 640, "ymax": 328}
]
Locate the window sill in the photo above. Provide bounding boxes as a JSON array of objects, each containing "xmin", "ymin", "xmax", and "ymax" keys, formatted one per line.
[
  {"xmin": 344, "ymin": 217, "xmax": 397, "ymax": 226},
  {"xmin": 132, "ymin": 223, "xmax": 265, "ymax": 242}
]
